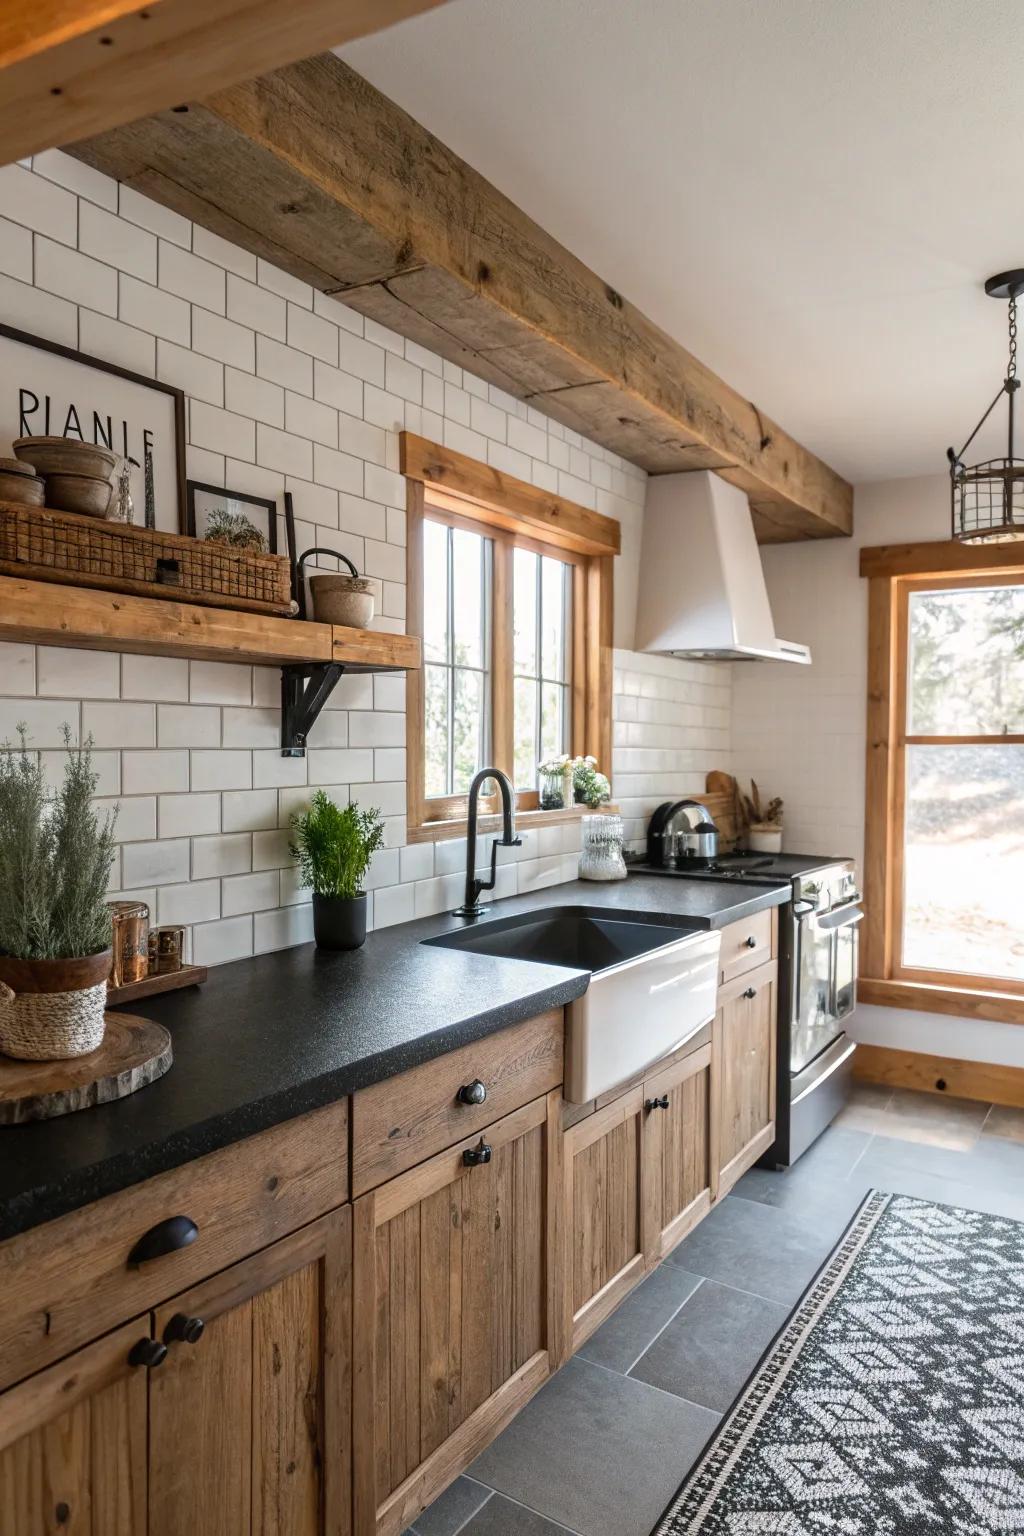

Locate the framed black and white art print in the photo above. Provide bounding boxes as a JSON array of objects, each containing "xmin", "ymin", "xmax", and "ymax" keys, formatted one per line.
[{"xmin": 0, "ymin": 323, "xmax": 187, "ymax": 533}]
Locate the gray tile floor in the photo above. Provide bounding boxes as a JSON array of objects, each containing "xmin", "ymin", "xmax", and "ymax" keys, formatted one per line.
[{"xmin": 404, "ymin": 1087, "xmax": 1024, "ymax": 1536}]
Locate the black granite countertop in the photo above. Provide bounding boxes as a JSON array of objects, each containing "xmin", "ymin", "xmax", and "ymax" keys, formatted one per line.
[{"xmin": 0, "ymin": 875, "xmax": 788, "ymax": 1241}]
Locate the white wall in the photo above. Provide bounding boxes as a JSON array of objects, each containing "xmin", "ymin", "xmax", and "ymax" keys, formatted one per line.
[
  {"xmin": 0, "ymin": 151, "xmax": 730, "ymax": 963},
  {"xmin": 732, "ymin": 471, "xmax": 1024, "ymax": 1067}
]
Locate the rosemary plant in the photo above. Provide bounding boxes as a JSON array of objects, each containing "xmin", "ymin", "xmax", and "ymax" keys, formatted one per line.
[{"xmin": 0, "ymin": 727, "xmax": 117, "ymax": 960}]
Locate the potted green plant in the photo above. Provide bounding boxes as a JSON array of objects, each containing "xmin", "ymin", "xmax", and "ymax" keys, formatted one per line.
[
  {"xmin": 572, "ymin": 755, "xmax": 612, "ymax": 809},
  {"xmin": 0, "ymin": 727, "xmax": 117, "ymax": 1061},
  {"xmin": 289, "ymin": 791, "xmax": 384, "ymax": 950}
]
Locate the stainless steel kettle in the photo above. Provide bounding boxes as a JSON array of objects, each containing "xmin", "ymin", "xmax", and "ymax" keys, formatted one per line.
[{"xmin": 654, "ymin": 800, "xmax": 719, "ymax": 866}]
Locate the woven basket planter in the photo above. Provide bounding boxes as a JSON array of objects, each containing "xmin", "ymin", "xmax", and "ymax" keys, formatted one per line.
[{"xmin": 0, "ymin": 951, "xmax": 112, "ymax": 1061}]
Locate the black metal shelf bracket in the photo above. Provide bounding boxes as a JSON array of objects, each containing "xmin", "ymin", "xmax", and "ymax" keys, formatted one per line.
[{"xmin": 281, "ymin": 662, "xmax": 345, "ymax": 757}]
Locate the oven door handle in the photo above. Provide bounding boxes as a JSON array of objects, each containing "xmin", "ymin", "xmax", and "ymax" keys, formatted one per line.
[{"xmin": 817, "ymin": 904, "xmax": 864, "ymax": 931}]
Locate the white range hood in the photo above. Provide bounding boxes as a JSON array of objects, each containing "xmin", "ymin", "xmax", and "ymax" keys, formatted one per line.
[{"xmin": 634, "ymin": 471, "xmax": 811, "ymax": 664}]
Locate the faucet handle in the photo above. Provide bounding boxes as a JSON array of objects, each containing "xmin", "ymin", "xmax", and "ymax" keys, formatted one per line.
[{"xmin": 502, "ymin": 835, "xmax": 523, "ymax": 847}]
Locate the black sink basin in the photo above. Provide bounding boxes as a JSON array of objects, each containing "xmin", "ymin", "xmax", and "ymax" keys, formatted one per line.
[{"xmin": 423, "ymin": 906, "xmax": 696, "ymax": 973}]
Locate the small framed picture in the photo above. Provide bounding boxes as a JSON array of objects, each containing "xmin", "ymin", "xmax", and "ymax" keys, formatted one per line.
[{"xmin": 186, "ymin": 481, "xmax": 277, "ymax": 554}]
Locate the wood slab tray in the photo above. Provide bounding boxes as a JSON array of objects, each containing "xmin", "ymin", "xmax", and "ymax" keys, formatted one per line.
[
  {"xmin": 107, "ymin": 962, "xmax": 206, "ymax": 1007},
  {"xmin": 0, "ymin": 1013, "xmax": 172, "ymax": 1125}
]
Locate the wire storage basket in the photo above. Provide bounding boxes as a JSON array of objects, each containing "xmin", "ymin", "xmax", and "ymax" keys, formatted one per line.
[{"xmin": 951, "ymin": 457, "xmax": 1024, "ymax": 543}]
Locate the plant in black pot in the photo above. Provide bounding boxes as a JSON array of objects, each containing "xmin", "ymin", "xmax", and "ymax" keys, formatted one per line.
[{"xmin": 289, "ymin": 791, "xmax": 384, "ymax": 951}]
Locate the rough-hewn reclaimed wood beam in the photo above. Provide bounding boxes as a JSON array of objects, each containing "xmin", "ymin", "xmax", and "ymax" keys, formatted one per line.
[
  {"xmin": 72, "ymin": 54, "xmax": 852, "ymax": 542},
  {"xmin": 0, "ymin": 0, "xmax": 447, "ymax": 164}
]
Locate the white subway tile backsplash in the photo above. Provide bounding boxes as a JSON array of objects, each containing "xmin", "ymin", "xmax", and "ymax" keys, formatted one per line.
[
  {"xmin": 193, "ymin": 309, "xmax": 255, "ymax": 371},
  {"xmin": 193, "ymin": 226, "xmax": 257, "ymax": 278},
  {"xmin": 189, "ymin": 661, "xmax": 252, "ymax": 705},
  {"xmin": 98, "ymin": 795, "xmax": 156, "ymax": 843},
  {"xmin": 157, "ymin": 704, "xmax": 221, "ymax": 748},
  {"xmin": 252, "ymin": 828, "xmax": 292, "ymax": 870},
  {"xmin": 37, "ymin": 647, "xmax": 119, "ymax": 699},
  {"xmin": 32, "ymin": 149, "xmax": 117, "ymax": 212},
  {"xmin": 157, "ymin": 879, "xmax": 221, "ymax": 926},
  {"xmin": 192, "ymin": 915, "xmax": 254, "ymax": 966},
  {"xmin": 119, "ymin": 185, "xmax": 190, "ymax": 247},
  {"xmin": 191, "ymin": 400, "xmax": 255, "ymax": 462},
  {"xmin": 314, "ymin": 443, "xmax": 363, "ymax": 495},
  {"xmin": 83, "ymin": 701, "xmax": 154, "ymax": 748},
  {"xmin": 314, "ymin": 360, "xmax": 363, "ymax": 416},
  {"xmin": 80, "ymin": 311, "xmax": 156, "ymax": 376},
  {"xmin": 222, "ymin": 869, "xmax": 280, "ymax": 917},
  {"xmin": 254, "ymin": 904, "xmax": 313, "ymax": 954},
  {"xmin": 123, "ymin": 838, "xmax": 190, "ymax": 887},
  {"xmin": 0, "ymin": 698, "xmax": 79, "ymax": 747},
  {"xmin": 122, "ymin": 654, "xmax": 189, "ymax": 701},
  {"xmin": 256, "ymin": 423, "xmax": 312, "ymax": 479},
  {"xmin": 0, "ymin": 643, "xmax": 35, "ymax": 696},
  {"xmin": 122, "ymin": 750, "xmax": 189, "ymax": 795},
  {"xmin": 158, "ymin": 792, "xmax": 221, "ymax": 838},
  {"xmin": 0, "ymin": 215, "xmax": 32, "ymax": 281},
  {"xmin": 252, "ymin": 751, "xmax": 307, "ymax": 790},
  {"xmin": 34, "ymin": 236, "xmax": 114, "ymax": 317},
  {"xmin": 191, "ymin": 751, "xmax": 252, "ymax": 791},
  {"xmin": 120, "ymin": 273, "xmax": 190, "ymax": 343},
  {"xmin": 192, "ymin": 832, "xmax": 251, "ymax": 879},
  {"xmin": 157, "ymin": 340, "xmax": 224, "ymax": 407},
  {"xmin": 160, "ymin": 241, "xmax": 225, "ymax": 314},
  {"xmin": 221, "ymin": 707, "xmax": 279, "ymax": 748},
  {"xmin": 222, "ymin": 788, "xmax": 279, "ymax": 832},
  {"xmin": 287, "ymin": 304, "xmax": 337, "ymax": 364},
  {"xmin": 306, "ymin": 748, "xmax": 373, "ymax": 784},
  {"xmin": 0, "ymin": 271, "xmax": 77, "ymax": 346},
  {"xmin": 0, "ymin": 163, "xmax": 77, "ymax": 242}
]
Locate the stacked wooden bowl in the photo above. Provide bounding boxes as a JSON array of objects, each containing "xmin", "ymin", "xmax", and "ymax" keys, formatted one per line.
[
  {"xmin": 0, "ymin": 457, "xmax": 45, "ymax": 506},
  {"xmin": 12, "ymin": 437, "xmax": 118, "ymax": 517}
]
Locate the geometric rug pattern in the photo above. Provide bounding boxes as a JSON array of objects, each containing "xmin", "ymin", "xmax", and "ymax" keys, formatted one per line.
[{"xmin": 654, "ymin": 1190, "xmax": 1024, "ymax": 1534}]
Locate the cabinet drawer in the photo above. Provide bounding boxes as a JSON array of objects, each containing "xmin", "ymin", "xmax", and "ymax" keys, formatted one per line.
[
  {"xmin": 719, "ymin": 910, "xmax": 774, "ymax": 982},
  {"xmin": 0, "ymin": 1098, "xmax": 348, "ymax": 1392},
  {"xmin": 718, "ymin": 956, "xmax": 777, "ymax": 1006},
  {"xmin": 352, "ymin": 1009, "xmax": 563, "ymax": 1197}
]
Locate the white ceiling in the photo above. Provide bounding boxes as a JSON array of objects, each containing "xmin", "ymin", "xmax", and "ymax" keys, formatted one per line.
[{"xmin": 342, "ymin": 0, "xmax": 1024, "ymax": 486}]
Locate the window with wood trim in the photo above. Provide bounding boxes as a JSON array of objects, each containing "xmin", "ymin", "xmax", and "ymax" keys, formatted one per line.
[
  {"xmin": 402, "ymin": 432, "xmax": 617, "ymax": 840},
  {"xmin": 860, "ymin": 540, "xmax": 1024, "ymax": 1022}
]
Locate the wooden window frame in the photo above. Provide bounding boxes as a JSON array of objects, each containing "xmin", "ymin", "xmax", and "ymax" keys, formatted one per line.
[
  {"xmin": 402, "ymin": 433, "xmax": 617, "ymax": 843},
  {"xmin": 860, "ymin": 538, "xmax": 1024, "ymax": 1024}
]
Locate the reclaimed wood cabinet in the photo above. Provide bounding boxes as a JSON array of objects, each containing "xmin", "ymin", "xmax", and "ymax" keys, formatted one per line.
[
  {"xmin": 148, "ymin": 1210, "xmax": 351, "ymax": 1536},
  {"xmin": 0, "ymin": 1212, "xmax": 351, "ymax": 1536},
  {"xmin": 642, "ymin": 1040, "xmax": 715, "ymax": 1262},
  {"xmin": 0, "ymin": 1320, "xmax": 148, "ymax": 1536},
  {"xmin": 352, "ymin": 1091, "xmax": 563, "ymax": 1536},
  {"xmin": 714, "ymin": 960, "xmax": 778, "ymax": 1194},
  {"xmin": 562, "ymin": 1086, "xmax": 646, "ymax": 1354}
]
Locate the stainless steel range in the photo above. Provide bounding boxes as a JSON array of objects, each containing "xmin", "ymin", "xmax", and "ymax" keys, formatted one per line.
[{"xmin": 629, "ymin": 835, "xmax": 862, "ymax": 1166}]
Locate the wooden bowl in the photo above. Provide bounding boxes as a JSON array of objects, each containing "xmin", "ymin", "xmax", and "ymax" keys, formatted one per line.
[
  {"xmin": 0, "ymin": 469, "xmax": 44, "ymax": 505},
  {"xmin": 45, "ymin": 472, "xmax": 115, "ymax": 518},
  {"xmin": 309, "ymin": 574, "xmax": 375, "ymax": 628},
  {"xmin": 13, "ymin": 437, "xmax": 117, "ymax": 481}
]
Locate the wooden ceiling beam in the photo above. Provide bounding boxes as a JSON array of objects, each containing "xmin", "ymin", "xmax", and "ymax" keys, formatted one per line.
[
  {"xmin": 72, "ymin": 54, "xmax": 853, "ymax": 542},
  {"xmin": 0, "ymin": 0, "xmax": 448, "ymax": 165}
]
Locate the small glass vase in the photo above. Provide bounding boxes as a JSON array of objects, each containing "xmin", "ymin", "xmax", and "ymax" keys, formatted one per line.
[
  {"xmin": 578, "ymin": 814, "xmax": 627, "ymax": 881},
  {"xmin": 540, "ymin": 769, "xmax": 565, "ymax": 810}
]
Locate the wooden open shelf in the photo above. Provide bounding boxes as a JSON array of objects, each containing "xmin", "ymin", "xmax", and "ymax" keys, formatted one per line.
[{"xmin": 0, "ymin": 575, "xmax": 421, "ymax": 673}]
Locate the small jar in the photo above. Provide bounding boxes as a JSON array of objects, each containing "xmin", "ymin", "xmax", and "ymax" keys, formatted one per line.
[
  {"xmin": 540, "ymin": 769, "xmax": 565, "ymax": 810},
  {"xmin": 108, "ymin": 900, "xmax": 150, "ymax": 986},
  {"xmin": 578, "ymin": 814, "xmax": 627, "ymax": 881},
  {"xmin": 148, "ymin": 925, "xmax": 185, "ymax": 975}
]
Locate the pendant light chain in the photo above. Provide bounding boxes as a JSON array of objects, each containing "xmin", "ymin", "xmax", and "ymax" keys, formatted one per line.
[{"xmin": 1009, "ymin": 296, "xmax": 1018, "ymax": 383}]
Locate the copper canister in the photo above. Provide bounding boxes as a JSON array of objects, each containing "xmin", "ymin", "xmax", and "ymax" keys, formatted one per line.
[
  {"xmin": 108, "ymin": 900, "xmax": 150, "ymax": 986},
  {"xmin": 148, "ymin": 925, "xmax": 185, "ymax": 975}
]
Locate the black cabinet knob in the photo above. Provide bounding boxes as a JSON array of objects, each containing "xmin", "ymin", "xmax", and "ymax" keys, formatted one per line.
[
  {"xmin": 645, "ymin": 1095, "xmax": 670, "ymax": 1111},
  {"xmin": 127, "ymin": 1214, "xmax": 198, "ymax": 1267},
  {"xmin": 164, "ymin": 1313, "xmax": 205, "ymax": 1345},
  {"xmin": 457, "ymin": 1079, "xmax": 487, "ymax": 1107},
  {"xmin": 743, "ymin": 987, "xmax": 757, "ymax": 999},
  {"xmin": 128, "ymin": 1337, "xmax": 167, "ymax": 1369},
  {"xmin": 744, "ymin": 936, "xmax": 758, "ymax": 949},
  {"xmin": 462, "ymin": 1138, "xmax": 493, "ymax": 1167}
]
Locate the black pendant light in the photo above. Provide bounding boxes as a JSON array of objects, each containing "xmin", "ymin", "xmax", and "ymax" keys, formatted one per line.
[{"xmin": 948, "ymin": 270, "xmax": 1024, "ymax": 543}]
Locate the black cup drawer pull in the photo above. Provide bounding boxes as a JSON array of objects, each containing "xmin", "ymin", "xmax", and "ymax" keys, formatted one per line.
[
  {"xmin": 128, "ymin": 1337, "xmax": 167, "ymax": 1369},
  {"xmin": 744, "ymin": 935, "xmax": 758, "ymax": 949},
  {"xmin": 164, "ymin": 1313, "xmax": 205, "ymax": 1345},
  {"xmin": 743, "ymin": 987, "xmax": 757, "ymax": 999},
  {"xmin": 463, "ymin": 1138, "xmax": 493, "ymax": 1167},
  {"xmin": 127, "ymin": 1214, "xmax": 199, "ymax": 1267},
  {"xmin": 457, "ymin": 1079, "xmax": 487, "ymax": 1107},
  {"xmin": 645, "ymin": 1095, "xmax": 670, "ymax": 1111}
]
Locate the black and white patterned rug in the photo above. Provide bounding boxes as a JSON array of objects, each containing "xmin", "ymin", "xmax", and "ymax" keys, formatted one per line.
[{"xmin": 654, "ymin": 1190, "xmax": 1024, "ymax": 1534}]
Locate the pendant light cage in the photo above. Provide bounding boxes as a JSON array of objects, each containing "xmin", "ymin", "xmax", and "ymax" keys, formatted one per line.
[{"xmin": 948, "ymin": 271, "xmax": 1024, "ymax": 544}]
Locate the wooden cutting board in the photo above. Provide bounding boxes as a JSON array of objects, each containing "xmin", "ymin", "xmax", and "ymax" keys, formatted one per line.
[
  {"xmin": 693, "ymin": 770, "xmax": 743, "ymax": 851},
  {"xmin": 0, "ymin": 1012, "xmax": 172, "ymax": 1124}
]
